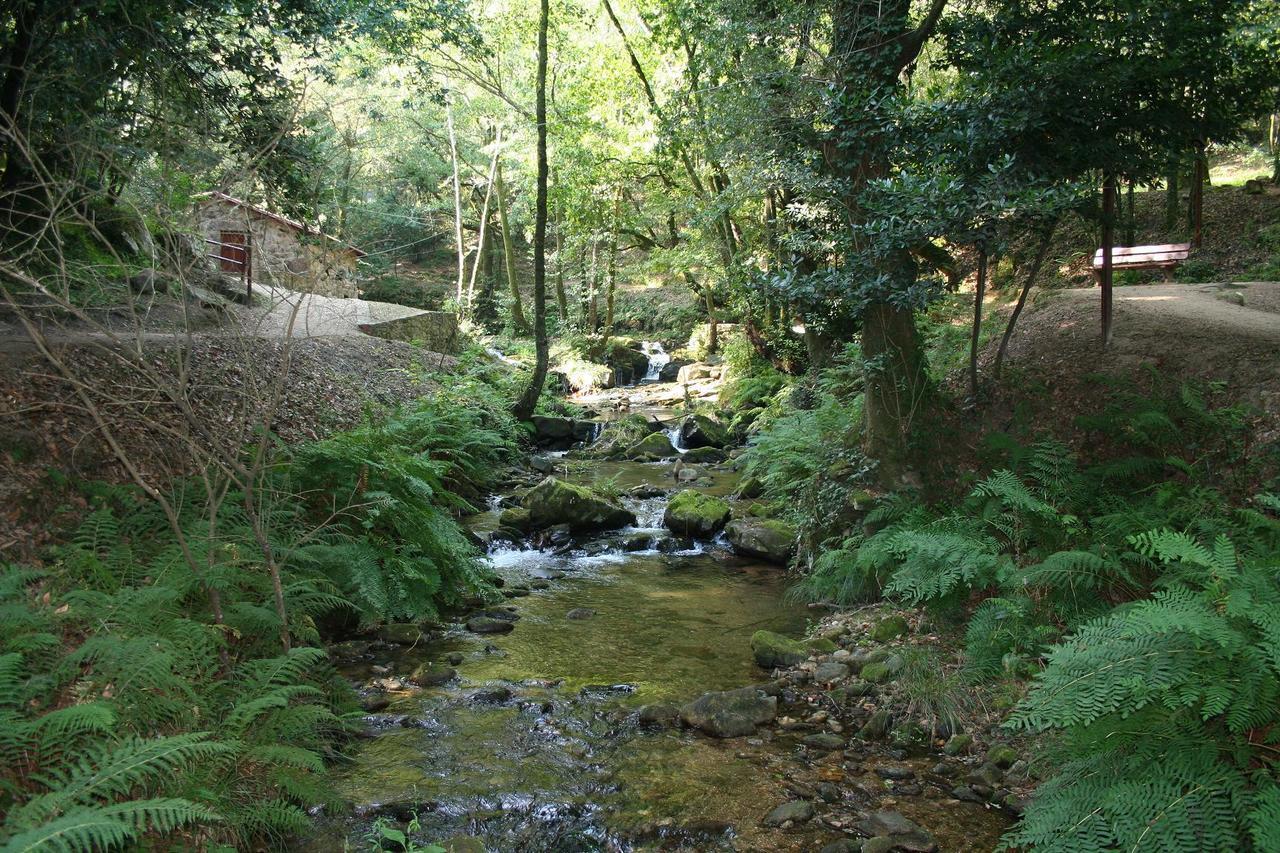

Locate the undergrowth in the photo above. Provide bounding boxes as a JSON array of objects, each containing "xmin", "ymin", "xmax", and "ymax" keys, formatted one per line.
[
  {"xmin": 0, "ymin": 372, "xmax": 520, "ymax": 850},
  {"xmin": 785, "ymin": 374, "xmax": 1280, "ymax": 851}
]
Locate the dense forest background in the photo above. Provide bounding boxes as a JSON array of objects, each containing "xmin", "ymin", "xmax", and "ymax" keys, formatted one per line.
[{"xmin": 2, "ymin": 0, "xmax": 1280, "ymax": 850}]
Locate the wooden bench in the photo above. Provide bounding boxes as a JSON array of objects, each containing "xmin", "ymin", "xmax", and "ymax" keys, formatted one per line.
[{"xmin": 1092, "ymin": 242, "xmax": 1192, "ymax": 282}]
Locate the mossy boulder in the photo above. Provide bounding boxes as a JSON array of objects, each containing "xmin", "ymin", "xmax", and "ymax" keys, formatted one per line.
[
  {"xmin": 872, "ymin": 615, "xmax": 909, "ymax": 642},
  {"xmin": 497, "ymin": 506, "xmax": 531, "ymax": 532},
  {"xmin": 625, "ymin": 431, "xmax": 676, "ymax": 461},
  {"xmin": 751, "ymin": 630, "xmax": 808, "ymax": 669},
  {"xmin": 663, "ymin": 490, "xmax": 731, "ymax": 537},
  {"xmin": 522, "ymin": 477, "xmax": 636, "ymax": 532},
  {"xmin": 944, "ymin": 734, "xmax": 974, "ymax": 756},
  {"xmin": 724, "ymin": 518, "xmax": 796, "ymax": 564},
  {"xmin": 986, "ymin": 744, "xmax": 1019, "ymax": 769},
  {"xmin": 681, "ymin": 446, "xmax": 725, "ymax": 464},
  {"xmin": 807, "ymin": 637, "xmax": 839, "ymax": 653},
  {"xmin": 678, "ymin": 414, "xmax": 730, "ymax": 449}
]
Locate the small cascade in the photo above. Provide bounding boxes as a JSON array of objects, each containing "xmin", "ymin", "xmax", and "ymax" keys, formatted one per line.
[
  {"xmin": 665, "ymin": 422, "xmax": 687, "ymax": 454},
  {"xmin": 640, "ymin": 341, "xmax": 670, "ymax": 383}
]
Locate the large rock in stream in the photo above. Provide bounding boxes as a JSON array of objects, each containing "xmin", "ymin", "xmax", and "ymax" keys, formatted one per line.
[
  {"xmin": 625, "ymin": 431, "xmax": 677, "ymax": 461},
  {"xmin": 663, "ymin": 489, "xmax": 731, "ymax": 537},
  {"xmin": 522, "ymin": 476, "xmax": 637, "ymax": 532},
  {"xmin": 678, "ymin": 414, "xmax": 729, "ymax": 449},
  {"xmin": 530, "ymin": 415, "xmax": 599, "ymax": 450},
  {"xmin": 724, "ymin": 518, "xmax": 796, "ymax": 564},
  {"xmin": 680, "ymin": 686, "xmax": 777, "ymax": 737}
]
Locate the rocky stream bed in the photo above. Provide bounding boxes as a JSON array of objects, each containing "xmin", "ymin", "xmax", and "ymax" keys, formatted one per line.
[{"xmin": 297, "ymin": 371, "xmax": 1028, "ymax": 852}]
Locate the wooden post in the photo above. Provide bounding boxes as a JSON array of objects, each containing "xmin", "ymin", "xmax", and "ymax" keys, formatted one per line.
[{"xmin": 1101, "ymin": 173, "xmax": 1116, "ymax": 347}]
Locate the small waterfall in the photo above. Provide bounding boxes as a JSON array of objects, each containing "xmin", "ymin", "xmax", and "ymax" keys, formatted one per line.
[
  {"xmin": 665, "ymin": 422, "xmax": 687, "ymax": 453},
  {"xmin": 641, "ymin": 341, "xmax": 670, "ymax": 383}
]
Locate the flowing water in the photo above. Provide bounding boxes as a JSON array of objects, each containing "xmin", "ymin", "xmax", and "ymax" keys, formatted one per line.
[
  {"xmin": 302, "ymin": 410, "xmax": 1010, "ymax": 851},
  {"xmin": 302, "ymin": 454, "xmax": 834, "ymax": 851}
]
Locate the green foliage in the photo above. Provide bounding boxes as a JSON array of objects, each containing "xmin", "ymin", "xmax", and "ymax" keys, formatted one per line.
[
  {"xmin": 0, "ymin": 565, "xmax": 354, "ymax": 851},
  {"xmin": 289, "ymin": 389, "xmax": 511, "ymax": 623},
  {"xmin": 1004, "ymin": 531, "xmax": 1280, "ymax": 852}
]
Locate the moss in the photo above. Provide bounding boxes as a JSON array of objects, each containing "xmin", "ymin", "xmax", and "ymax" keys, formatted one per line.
[
  {"xmin": 751, "ymin": 629, "xmax": 809, "ymax": 669},
  {"xmin": 944, "ymin": 734, "xmax": 974, "ymax": 755},
  {"xmin": 664, "ymin": 489, "xmax": 731, "ymax": 536},
  {"xmin": 626, "ymin": 431, "xmax": 677, "ymax": 460},
  {"xmin": 806, "ymin": 637, "xmax": 839, "ymax": 653},
  {"xmin": 871, "ymin": 614, "xmax": 909, "ymax": 642},
  {"xmin": 498, "ymin": 506, "xmax": 531, "ymax": 531}
]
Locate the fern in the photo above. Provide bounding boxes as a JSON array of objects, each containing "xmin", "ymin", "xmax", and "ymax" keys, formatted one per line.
[{"xmin": 1004, "ymin": 532, "xmax": 1280, "ymax": 851}]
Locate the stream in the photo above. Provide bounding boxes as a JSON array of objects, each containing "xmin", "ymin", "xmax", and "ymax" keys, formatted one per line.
[{"xmin": 301, "ymin": 363, "xmax": 1010, "ymax": 852}]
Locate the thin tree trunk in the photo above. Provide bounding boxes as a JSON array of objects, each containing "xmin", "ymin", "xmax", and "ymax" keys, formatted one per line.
[
  {"xmin": 603, "ymin": 188, "xmax": 620, "ymax": 345},
  {"xmin": 495, "ymin": 162, "xmax": 530, "ymax": 333},
  {"xmin": 1190, "ymin": 144, "xmax": 1205, "ymax": 247},
  {"xmin": 467, "ymin": 128, "xmax": 502, "ymax": 313},
  {"xmin": 554, "ymin": 204, "xmax": 568, "ymax": 321},
  {"xmin": 587, "ymin": 237, "xmax": 599, "ymax": 334},
  {"xmin": 1124, "ymin": 179, "xmax": 1135, "ymax": 247},
  {"xmin": 969, "ymin": 247, "xmax": 987, "ymax": 398},
  {"xmin": 995, "ymin": 221, "xmax": 1056, "ymax": 380},
  {"xmin": 1271, "ymin": 113, "xmax": 1279, "ymax": 183},
  {"xmin": 446, "ymin": 99, "xmax": 465, "ymax": 304},
  {"xmin": 1165, "ymin": 163, "xmax": 1180, "ymax": 233},
  {"xmin": 513, "ymin": 0, "xmax": 551, "ymax": 421},
  {"xmin": 1101, "ymin": 173, "xmax": 1117, "ymax": 346}
]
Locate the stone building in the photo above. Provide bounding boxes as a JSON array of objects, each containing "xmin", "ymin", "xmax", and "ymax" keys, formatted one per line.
[{"xmin": 194, "ymin": 191, "xmax": 364, "ymax": 298}]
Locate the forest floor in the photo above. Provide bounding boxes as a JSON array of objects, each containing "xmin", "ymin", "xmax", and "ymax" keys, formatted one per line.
[{"xmin": 984, "ymin": 280, "xmax": 1280, "ymax": 455}]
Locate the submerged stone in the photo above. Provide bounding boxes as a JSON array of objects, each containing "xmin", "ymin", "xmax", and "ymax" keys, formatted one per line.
[
  {"xmin": 467, "ymin": 617, "xmax": 515, "ymax": 634},
  {"xmin": 854, "ymin": 811, "xmax": 936, "ymax": 852},
  {"xmin": 411, "ymin": 664, "xmax": 457, "ymax": 686},
  {"xmin": 681, "ymin": 446, "xmax": 725, "ymax": 464},
  {"xmin": 680, "ymin": 686, "xmax": 778, "ymax": 737},
  {"xmin": 377, "ymin": 623, "xmax": 423, "ymax": 645},
  {"xmin": 762, "ymin": 799, "xmax": 814, "ymax": 826}
]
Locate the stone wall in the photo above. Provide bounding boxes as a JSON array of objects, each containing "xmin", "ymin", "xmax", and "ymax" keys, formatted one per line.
[
  {"xmin": 196, "ymin": 201, "xmax": 359, "ymax": 298},
  {"xmin": 360, "ymin": 310, "xmax": 462, "ymax": 354}
]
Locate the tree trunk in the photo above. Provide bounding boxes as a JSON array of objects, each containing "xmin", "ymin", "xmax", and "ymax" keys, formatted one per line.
[
  {"xmin": 587, "ymin": 237, "xmax": 599, "ymax": 334},
  {"xmin": 1101, "ymin": 174, "xmax": 1117, "ymax": 346},
  {"xmin": 1271, "ymin": 113, "xmax": 1279, "ymax": 183},
  {"xmin": 1190, "ymin": 144, "xmax": 1205, "ymax": 247},
  {"xmin": 1124, "ymin": 179, "xmax": 1135, "ymax": 247},
  {"xmin": 968, "ymin": 247, "xmax": 987, "ymax": 398},
  {"xmin": 554, "ymin": 204, "xmax": 568, "ymax": 322},
  {"xmin": 603, "ymin": 189, "xmax": 620, "ymax": 344},
  {"xmin": 995, "ymin": 221, "xmax": 1056, "ymax": 380},
  {"xmin": 446, "ymin": 99, "xmax": 466, "ymax": 305},
  {"xmin": 861, "ymin": 302, "xmax": 929, "ymax": 488},
  {"xmin": 467, "ymin": 129, "xmax": 502, "ymax": 314},
  {"xmin": 512, "ymin": 0, "xmax": 551, "ymax": 421},
  {"xmin": 1164, "ymin": 163, "xmax": 1180, "ymax": 233},
  {"xmin": 495, "ymin": 162, "xmax": 530, "ymax": 333}
]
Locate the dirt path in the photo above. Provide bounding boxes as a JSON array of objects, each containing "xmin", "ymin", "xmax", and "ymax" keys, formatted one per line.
[{"xmin": 990, "ymin": 279, "xmax": 1280, "ymax": 446}]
